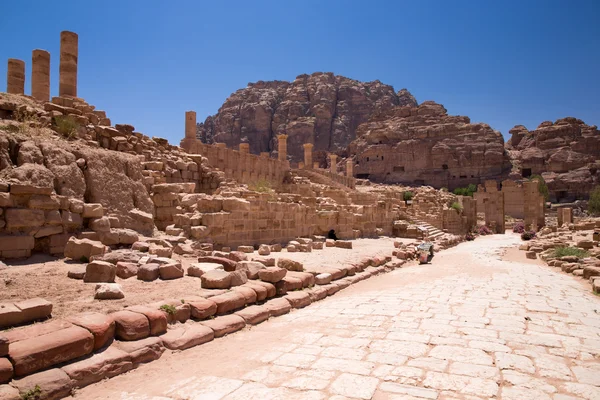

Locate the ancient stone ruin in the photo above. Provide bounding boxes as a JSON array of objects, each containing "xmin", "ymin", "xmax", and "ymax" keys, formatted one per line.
[{"xmin": 0, "ymin": 30, "xmax": 599, "ymax": 400}]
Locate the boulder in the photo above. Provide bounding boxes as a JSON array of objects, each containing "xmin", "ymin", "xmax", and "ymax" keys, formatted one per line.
[
  {"xmin": 200, "ymin": 270, "xmax": 232, "ymax": 289},
  {"xmin": 198, "ymin": 256, "xmax": 238, "ymax": 271},
  {"xmin": 258, "ymin": 267, "xmax": 287, "ymax": 283},
  {"xmin": 64, "ymin": 237, "xmax": 105, "ymax": 261},
  {"xmin": 84, "ymin": 260, "xmax": 116, "ymax": 283},
  {"xmin": 228, "ymin": 251, "xmax": 248, "ymax": 262},
  {"xmin": 315, "ymin": 273, "xmax": 332, "ymax": 285},
  {"xmin": 131, "ymin": 241, "xmax": 150, "ymax": 252},
  {"xmin": 94, "ymin": 283, "xmax": 125, "ymax": 300},
  {"xmin": 270, "ymin": 243, "xmax": 282, "ymax": 252},
  {"xmin": 525, "ymin": 251, "xmax": 537, "ymax": 260},
  {"xmin": 82, "ymin": 203, "xmax": 104, "ymax": 218},
  {"xmin": 188, "ymin": 298, "xmax": 218, "ymax": 320},
  {"xmin": 229, "ymin": 270, "xmax": 248, "ymax": 286},
  {"xmin": 110, "ymin": 311, "xmax": 150, "ymax": 341},
  {"xmin": 239, "ymin": 261, "xmax": 265, "ymax": 279},
  {"xmin": 577, "ymin": 240, "xmax": 594, "ymax": 249},
  {"xmin": 277, "ymin": 258, "xmax": 303, "ymax": 272},
  {"xmin": 137, "ymin": 263, "xmax": 160, "ymax": 281},
  {"xmin": 158, "ymin": 262, "xmax": 184, "ymax": 280}
]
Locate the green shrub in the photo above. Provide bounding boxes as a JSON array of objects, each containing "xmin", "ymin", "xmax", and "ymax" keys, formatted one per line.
[
  {"xmin": 403, "ymin": 191, "xmax": 414, "ymax": 201},
  {"xmin": 451, "ymin": 202, "xmax": 463, "ymax": 212},
  {"xmin": 530, "ymin": 175, "xmax": 549, "ymax": 201},
  {"xmin": 249, "ymin": 178, "xmax": 273, "ymax": 193},
  {"xmin": 589, "ymin": 186, "xmax": 600, "ymax": 216},
  {"xmin": 521, "ymin": 231, "xmax": 536, "ymax": 241},
  {"xmin": 159, "ymin": 304, "xmax": 177, "ymax": 315},
  {"xmin": 552, "ymin": 246, "xmax": 589, "ymax": 259},
  {"xmin": 453, "ymin": 184, "xmax": 477, "ymax": 197},
  {"xmin": 53, "ymin": 115, "xmax": 79, "ymax": 139},
  {"xmin": 21, "ymin": 385, "xmax": 42, "ymax": 400}
]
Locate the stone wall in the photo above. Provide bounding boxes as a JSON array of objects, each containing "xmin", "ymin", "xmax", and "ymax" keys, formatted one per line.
[{"xmin": 181, "ymin": 140, "xmax": 290, "ymax": 186}]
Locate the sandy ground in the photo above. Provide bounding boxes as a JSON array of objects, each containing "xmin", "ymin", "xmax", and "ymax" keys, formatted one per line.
[
  {"xmin": 0, "ymin": 237, "xmax": 414, "ymax": 319},
  {"xmin": 70, "ymin": 232, "xmax": 600, "ymax": 400}
]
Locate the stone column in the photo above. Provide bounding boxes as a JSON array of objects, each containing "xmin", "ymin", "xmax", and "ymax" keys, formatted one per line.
[
  {"xmin": 7, "ymin": 59, "xmax": 25, "ymax": 94},
  {"xmin": 313, "ymin": 162, "xmax": 320, "ymax": 169},
  {"xmin": 239, "ymin": 143, "xmax": 250, "ymax": 153},
  {"xmin": 31, "ymin": 50, "xmax": 50, "ymax": 101},
  {"xmin": 59, "ymin": 31, "xmax": 78, "ymax": 97},
  {"xmin": 277, "ymin": 134, "xmax": 288, "ymax": 162},
  {"xmin": 329, "ymin": 154, "xmax": 338, "ymax": 173},
  {"xmin": 303, "ymin": 143, "xmax": 313, "ymax": 169},
  {"xmin": 185, "ymin": 111, "xmax": 196, "ymax": 139},
  {"xmin": 346, "ymin": 159, "xmax": 354, "ymax": 178}
]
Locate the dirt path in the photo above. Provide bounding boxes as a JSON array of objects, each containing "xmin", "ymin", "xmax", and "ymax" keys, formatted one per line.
[{"xmin": 71, "ymin": 234, "xmax": 600, "ymax": 399}]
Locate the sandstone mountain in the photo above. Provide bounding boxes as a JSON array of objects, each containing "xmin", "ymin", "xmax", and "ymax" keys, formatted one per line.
[
  {"xmin": 196, "ymin": 72, "xmax": 418, "ymax": 164},
  {"xmin": 506, "ymin": 118, "xmax": 600, "ymax": 201},
  {"xmin": 347, "ymin": 101, "xmax": 511, "ymax": 190}
]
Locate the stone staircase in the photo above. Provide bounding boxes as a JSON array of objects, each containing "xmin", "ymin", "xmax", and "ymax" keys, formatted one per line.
[{"xmin": 414, "ymin": 221, "xmax": 445, "ymax": 241}]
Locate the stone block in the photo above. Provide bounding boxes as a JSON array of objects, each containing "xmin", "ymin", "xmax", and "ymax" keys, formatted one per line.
[
  {"xmin": 14, "ymin": 298, "xmax": 52, "ymax": 323},
  {"xmin": 110, "ymin": 311, "xmax": 150, "ymax": 341},
  {"xmin": 200, "ymin": 270, "xmax": 232, "ymax": 289},
  {"xmin": 0, "ymin": 235, "xmax": 34, "ymax": 252},
  {"xmin": 137, "ymin": 263, "xmax": 160, "ymax": 281},
  {"xmin": 200, "ymin": 315, "xmax": 246, "ymax": 338},
  {"xmin": 188, "ymin": 298, "xmax": 218, "ymax": 320},
  {"xmin": 126, "ymin": 306, "xmax": 167, "ymax": 336},
  {"xmin": 28, "ymin": 195, "xmax": 60, "ymax": 210},
  {"xmin": 84, "ymin": 260, "xmax": 116, "ymax": 283},
  {"xmin": 235, "ymin": 305, "xmax": 270, "ymax": 325},
  {"xmin": 237, "ymin": 245, "xmax": 254, "ymax": 253},
  {"xmin": 159, "ymin": 325, "xmax": 214, "ymax": 350},
  {"xmin": 187, "ymin": 262, "xmax": 223, "ymax": 278},
  {"xmin": 0, "ymin": 358, "xmax": 13, "ymax": 384},
  {"xmin": 277, "ymin": 258, "xmax": 304, "ymax": 272},
  {"xmin": 197, "ymin": 256, "xmax": 238, "ymax": 271},
  {"xmin": 66, "ymin": 312, "xmax": 115, "ymax": 351},
  {"xmin": 94, "ymin": 283, "xmax": 125, "ymax": 300},
  {"xmin": 315, "ymin": 273, "xmax": 332, "ymax": 285},
  {"xmin": 248, "ymin": 280, "xmax": 276, "ymax": 298},
  {"xmin": 64, "ymin": 237, "xmax": 105, "ymax": 261},
  {"xmin": 89, "ymin": 216, "xmax": 111, "ymax": 232},
  {"xmin": 264, "ymin": 298, "xmax": 292, "ymax": 317},
  {"xmin": 335, "ymin": 240, "xmax": 353, "ymax": 249},
  {"xmin": 34, "ymin": 225, "xmax": 64, "ymax": 238},
  {"xmin": 116, "ymin": 262, "xmax": 138, "ymax": 279},
  {"xmin": 229, "ymin": 270, "xmax": 248, "ymax": 286},
  {"xmin": 9, "ymin": 184, "xmax": 52, "ymax": 195},
  {"xmin": 158, "ymin": 262, "xmax": 184, "ymax": 280},
  {"xmin": 61, "ymin": 346, "xmax": 133, "ymax": 388},
  {"xmin": 12, "ymin": 368, "xmax": 72, "ymax": 400},
  {"xmin": 5, "ymin": 209, "xmax": 45, "ymax": 230},
  {"xmin": 284, "ymin": 291, "xmax": 312, "ymax": 309},
  {"xmin": 258, "ymin": 267, "xmax": 287, "ymax": 283},
  {"xmin": 258, "ymin": 244, "xmax": 271, "ymax": 255},
  {"xmin": 222, "ymin": 198, "xmax": 250, "ymax": 212},
  {"xmin": 210, "ymin": 292, "xmax": 246, "ymax": 315},
  {"xmin": 9, "ymin": 326, "xmax": 94, "ymax": 376}
]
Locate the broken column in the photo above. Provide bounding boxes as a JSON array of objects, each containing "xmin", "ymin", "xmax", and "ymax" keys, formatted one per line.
[
  {"xmin": 7, "ymin": 59, "xmax": 25, "ymax": 94},
  {"xmin": 346, "ymin": 159, "xmax": 354, "ymax": 178},
  {"xmin": 303, "ymin": 143, "xmax": 313, "ymax": 169},
  {"xmin": 329, "ymin": 154, "xmax": 338, "ymax": 173},
  {"xmin": 239, "ymin": 143, "xmax": 250, "ymax": 153},
  {"xmin": 180, "ymin": 111, "xmax": 197, "ymax": 153},
  {"xmin": 31, "ymin": 49, "xmax": 50, "ymax": 101},
  {"xmin": 277, "ymin": 134, "xmax": 288, "ymax": 162},
  {"xmin": 523, "ymin": 180, "xmax": 545, "ymax": 230},
  {"xmin": 59, "ymin": 31, "xmax": 78, "ymax": 97}
]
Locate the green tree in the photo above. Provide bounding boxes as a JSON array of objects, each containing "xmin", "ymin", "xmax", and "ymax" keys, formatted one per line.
[
  {"xmin": 530, "ymin": 175, "xmax": 549, "ymax": 201},
  {"xmin": 403, "ymin": 191, "xmax": 414, "ymax": 201},
  {"xmin": 589, "ymin": 186, "xmax": 600, "ymax": 216}
]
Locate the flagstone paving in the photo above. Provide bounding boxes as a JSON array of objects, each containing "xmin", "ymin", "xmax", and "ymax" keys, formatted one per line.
[{"xmin": 71, "ymin": 234, "xmax": 600, "ymax": 400}]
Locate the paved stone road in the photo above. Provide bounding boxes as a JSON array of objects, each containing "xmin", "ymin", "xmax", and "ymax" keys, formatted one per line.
[{"xmin": 73, "ymin": 235, "xmax": 600, "ymax": 400}]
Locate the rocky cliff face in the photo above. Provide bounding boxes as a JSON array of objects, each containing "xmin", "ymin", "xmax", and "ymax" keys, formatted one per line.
[
  {"xmin": 347, "ymin": 101, "xmax": 511, "ymax": 189},
  {"xmin": 197, "ymin": 72, "xmax": 417, "ymax": 163},
  {"xmin": 506, "ymin": 118, "xmax": 600, "ymax": 201}
]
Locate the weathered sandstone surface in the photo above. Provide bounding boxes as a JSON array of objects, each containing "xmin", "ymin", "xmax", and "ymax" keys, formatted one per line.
[
  {"xmin": 197, "ymin": 72, "xmax": 418, "ymax": 163},
  {"xmin": 506, "ymin": 118, "xmax": 600, "ymax": 201},
  {"xmin": 347, "ymin": 101, "xmax": 511, "ymax": 189}
]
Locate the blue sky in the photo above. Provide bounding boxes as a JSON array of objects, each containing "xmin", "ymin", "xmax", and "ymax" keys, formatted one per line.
[{"xmin": 1, "ymin": 1, "xmax": 599, "ymax": 145}]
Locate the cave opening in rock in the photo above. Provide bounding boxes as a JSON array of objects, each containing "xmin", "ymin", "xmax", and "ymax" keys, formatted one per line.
[{"xmin": 522, "ymin": 168, "xmax": 532, "ymax": 178}]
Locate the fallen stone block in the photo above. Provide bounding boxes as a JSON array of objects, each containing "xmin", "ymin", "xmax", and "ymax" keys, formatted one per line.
[
  {"xmin": 188, "ymin": 298, "xmax": 218, "ymax": 320},
  {"xmin": 239, "ymin": 261, "xmax": 265, "ymax": 279},
  {"xmin": 132, "ymin": 241, "xmax": 150, "ymax": 252},
  {"xmin": 235, "ymin": 305, "xmax": 270, "ymax": 325},
  {"xmin": 0, "ymin": 384, "xmax": 19, "ymax": 399},
  {"xmin": 270, "ymin": 243, "xmax": 282, "ymax": 252},
  {"xmin": 127, "ymin": 306, "xmax": 168, "ymax": 336},
  {"xmin": 247, "ymin": 280, "xmax": 276, "ymax": 298},
  {"xmin": 201, "ymin": 270, "xmax": 232, "ymax": 289},
  {"xmin": 210, "ymin": 292, "xmax": 246, "ymax": 315},
  {"xmin": 307, "ymin": 286, "xmax": 328, "ymax": 302},
  {"xmin": 187, "ymin": 262, "xmax": 223, "ymax": 278},
  {"xmin": 230, "ymin": 270, "xmax": 248, "ymax": 286},
  {"xmin": 116, "ymin": 262, "xmax": 138, "ymax": 279},
  {"xmin": 159, "ymin": 325, "xmax": 214, "ymax": 350},
  {"xmin": 282, "ymin": 276, "xmax": 303, "ymax": 291},
  {"xmin": 312, "ymin": 242, "xmax": 324, "ymax": 250},
  {"xmin": 94, "ymin": 283, "xmax": 125, "ymax": 300},
  {"xmin": 323, "ymin": 283, "xmax": 341, "ymax": 296},
  {"xmin": 9, "ymin": 325, "xmax": 94, "ymax": 376},
  {"xmin": 198, "ymin": 256, "xmax": 238, "ymax": 271},
  {"xmin": 258, "ymin": 244, "xmax": 271, "ymax": 256},
  {"xmin": 0, "ymin": 337, "xmax": 7, "ymax": 357},
  {"xmin": 82, "ymin": 203, "xmax": 104, "ymax": 219},
  {"xmin": 227, "ymin": 251, "xmax": 248, "ymax": 262},
  {"xmin": 264, "ymin": 298, "xmax": 292, "ymax": 317},
  {"xmin": 84, "ymin": 260, "xmax": 116, "ymax": 283},
  {"xmin": 287, "ymin": 271, "xmax": 315, "ymax": 287},
  {"xmin": 137, "ymin": 263, "xmax": 160, "ymax": 281},
  {"xmin": 583, "ymin": 266, "xmax": 600, "ymax": 279},
  {"xmin": 335, "ymin": 240, "xmax": 353, "ymax": 249},
  {"xmin": 110, "ymin": 311, "xmax": 150, "ymax": 341},
  {"xmin": 159, "ymin": 262, "xmax": 184, "ymax": 280},
  {"xmin": 61, "ymin": 346, "xmax": 132, "ymax": 388},
  {"xmin": 277, "ymin": 258, "xmax": 303, "ymax": 272},
  {"xmin": 258, "ymin": 267, "xmax": 287, "ymax": 283},
  {"xmin": 12, "ymin": 368, "xmax": 73, "ymax": 400},
  {"xmin": 237, "ymin": 245, "xmax": 254, "ymax": 253},
  {"xmin": 200, "ymin": 315, "xmax": 246, "ymax": 338},
  {"xmin": 67, "ymin": 312, "xmax": 115, "ymax": 351},
  {"xmin": 525, "ymin": 251, "xmax": 537, "ymax": 259},
  {"xmin": 284, "ymin": 292, "xmax": 312, "ymax": 309},
  {"xmin": 252, "ymin": 257, "xmax": 276, "ymax": 267},
  {"xmin": 275, "ymin": 280, "xmax": 288, "ymax": 296},
  {"xmin": 13, "ymin": 298, "xmax": 52, "ymax": 324},
  {"xmin": 242, "ymin": 282, "xmax": 267, "ymax": 301},
  {"xmin": 64, "ymin": 237, "xmax": 105, "ymax": 261},
  {"xmin": 114, "ymin": 336, "xmax": 165, "ymax": 365},
  {"xmin": 325, "ymin": 239, "xmax": 335, "ymax": 247}
]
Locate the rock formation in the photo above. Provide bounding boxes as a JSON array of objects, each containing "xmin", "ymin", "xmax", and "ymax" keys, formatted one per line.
[
  {"xmin": 347, "ymin": 101, "xmax": 511, "ymax": 189},
  {"xmin": 506, "ymin": 118, "xmax": 600, "ymax": 201},
  {"xmin": 196, "ymin": 72, "xmax": 417, "ymax": 163}
]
